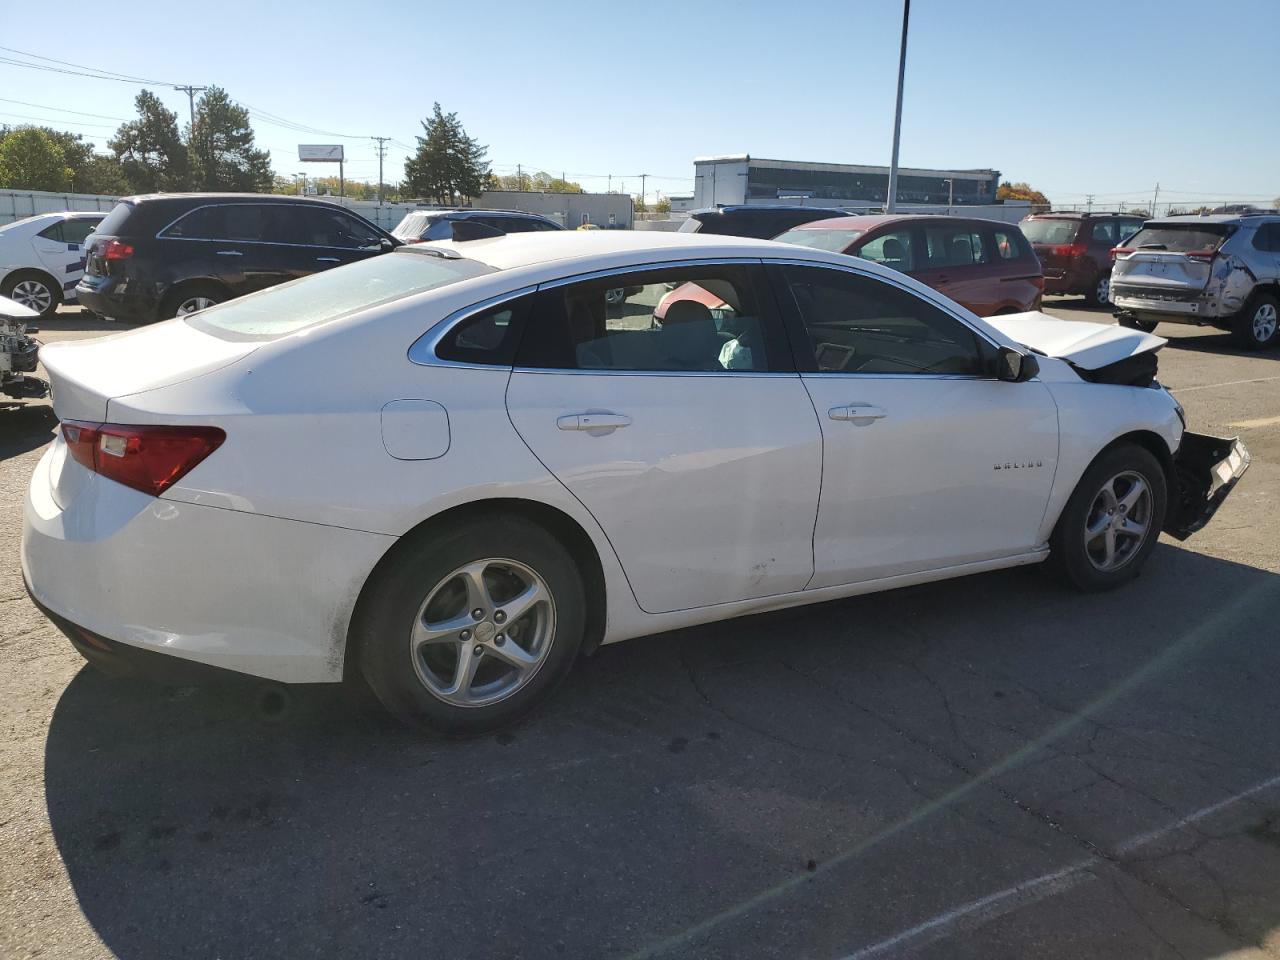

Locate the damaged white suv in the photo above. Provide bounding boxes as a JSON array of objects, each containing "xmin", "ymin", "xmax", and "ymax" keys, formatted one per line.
[{"xmin": 22, "ymin": 232, "xmax": 1249, "ymax": 734}]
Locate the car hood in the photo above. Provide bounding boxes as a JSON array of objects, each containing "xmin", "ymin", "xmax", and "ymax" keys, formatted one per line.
[{"xmin": 985, "ymin": 312, "xmax": 1165, "ymax": 370}]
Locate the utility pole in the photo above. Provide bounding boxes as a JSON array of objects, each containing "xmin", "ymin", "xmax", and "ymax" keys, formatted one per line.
[
  {"xmin": 371, "ymin": 136, "xmax": 390, "ymax": 205},
  {"xmin": 517, "ymin": 163, "xmax": 523, "ymax": 191},
  {"xmin": 607, "ymin": 173, "xmax": 612, "ymax": 193},
  {"xmin": 640, "ymin": 173, "xmax": 648, "ymax": 207},
  {"xmin": 1152, "ymin": 182, "xmax": 1160, "ymax": 217},
  {"xmin": 943, "ymin": 178, "xmax": 953, "ymax": 214},
  {"xmin": 174, "ymin": 84, "xmax": 207, "ymax": 189},
  {"xmin": 296, "ymin": 171, "xmax": 307, "ymax": 196},
  {"xmin": 885, "ymin": 0, "xmax": 910, "ymax": 213},
  {"xmin": 1085, "ymin": 194, "xmax": 1094, "ymax": 213}
]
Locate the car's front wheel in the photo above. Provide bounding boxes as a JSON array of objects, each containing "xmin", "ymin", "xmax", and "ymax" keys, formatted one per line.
[
  {"xmin": 355, "ymin": 515, "xmax": 585, "ymax": 735},
  {"xmin": 1232, "ymin": 293, "xmax": 1279, "ymax": 351},
  {"xmin": 1049, "ymin": 443, "xmax": 1167, "ymax": 591},
  {"xmin": 1085, "ymin": 273, "xmax": 1110, "ymax": 306}
]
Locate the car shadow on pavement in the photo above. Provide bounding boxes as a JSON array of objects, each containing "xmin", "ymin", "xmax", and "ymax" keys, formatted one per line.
[
  {"xmin": 0, "ymin": 402, "xmax": 57, "ymax": 459},
  {"xmin": 1162, "ymin": 331, "xmax": 1279, "ymax": 360},
  {"xmin": 42, "ymin": 545, "xmax": 1280, "ymax": 960}
]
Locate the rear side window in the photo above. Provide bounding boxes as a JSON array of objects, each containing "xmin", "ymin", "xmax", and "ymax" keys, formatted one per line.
[
  {"xmin": 161, "ymin": 205, "xmax": 227, "ymax": 239},
  {"xmin": 185, "ymin": 251, "xmax": 494, "ymax": 340},
  {"xmin": 37, "ymin": 221, "xmax": 69, "ymax": 242},
  {"xmin": 922, "ymin": 225, "xmax": 988, "ymax": 267},
  {"xmin": 1020, "ymin": 219, "xmax": 1079, "ymax": 244},
  {"xmin": 435, "ymin": 295, "xmax": 533, "ymax": 365},
  {"xmin": 991, "ymin": 227, "xmax": 1030, "ymax": 261},
  {"xmin": 95, "ymin": 201, "xmax": 136, "ymax": 236},
  {"xmin": 1090, "ymin": 221, "xmax": 1119, "ymax": 244},
  {"xmin": 677, "ymin": 218, "xmax": 702, "ymax": 233},
  {"xmin": 62, "ymin": 219, "xmax": 100, "ymax": 243},
  {"xmin": 1251, "ymin": 223, "xmax": 1280, "ymax": 252},
  {"xmin": 1124, "ymin": 224, "xmax": 1232, "ymax": 253}
]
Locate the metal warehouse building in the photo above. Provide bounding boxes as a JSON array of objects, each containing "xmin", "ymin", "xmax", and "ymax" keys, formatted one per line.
[{"xmin": 693, "ymin": 155, "xmax": 1000, "ymax": 210}]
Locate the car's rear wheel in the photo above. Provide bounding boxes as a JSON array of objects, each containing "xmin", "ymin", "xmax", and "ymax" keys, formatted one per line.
[
  {"xmin": 1085, "ymin": 273, "xmax": 1110, "ymax": 306},
  {"xmin": 1, "ymin": 271, "xmax": 61, "ymax": 318},
  {"xmin": 162, "ymin": 282, "xmax": 223, "ymax": 319},
  {"xmin": 355, "ymin": 515, "xmax": 585, "ymax": 735},
  {"xmin": 1049, "ymin": 443, "xmax": 1166, "ymax": 591},
  {"xmin": 1119, "ymin": 315, "xmax": 1160, "ymax": 333},
  {"xmin": 1232, "ymin": 293, "xmax": 1279, "ymax": 351}
]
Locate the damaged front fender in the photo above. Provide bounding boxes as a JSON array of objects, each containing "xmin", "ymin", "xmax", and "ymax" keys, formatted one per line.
[{"xmin": 1164, "ymin": 432, "xmax": 1251, "ymax": 541}]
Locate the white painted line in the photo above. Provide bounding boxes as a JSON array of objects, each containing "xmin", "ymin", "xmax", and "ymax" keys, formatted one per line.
[
  {"xmin": 1226, "ymin": 414, "xmax": 1280, "ymax": 430},
  {"xmin": 1174, "ymin": 375, "xmax": 1280, "ymax": 394},
  {"xmin": 837, "ymin": 772, "xmax": 1280, "ymax": 960}
]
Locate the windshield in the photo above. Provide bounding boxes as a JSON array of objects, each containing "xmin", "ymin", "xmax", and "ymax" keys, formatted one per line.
[
  {"xmin": 1123, "ymin": 224, "xmax": 1232, "ymax": 253},
  {"xmin": 773, "ymin": 227, "xmax": 862, "ymax": 252},
  {"xmin": 186, "ymin": 251, "xmax": 494, "ymax": 340},
  {"xmin": 1020, "ymin": 219, "xmax": 1079, "ymax": 244}
]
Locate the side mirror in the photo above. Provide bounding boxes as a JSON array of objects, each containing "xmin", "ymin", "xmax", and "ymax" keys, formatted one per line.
[
  {"xmin": 380, "ymin": 237, "xmax": 397, "ymax": 251},
  {"xmin": 995, "ymin": 346, "xmax": 1039, "ymax": 383}
]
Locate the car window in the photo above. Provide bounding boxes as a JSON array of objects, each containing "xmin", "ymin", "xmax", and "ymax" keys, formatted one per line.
[
  {"xmin": 921, "ymin": 225, "xmax": 987, "ymax": 267},
  {"xmin": 61, "ymin": 219, "xmax": 100, "ymax": 244},
  {"xmin": 36, "ymin": 221, "xmax": 67, "ymax": 242},
  {"xmin": 990, "ymin": 227, "xmax": 1028, "ymax": 261},
  {"xmin": 519, "ymin": 264, "xmax": 774, "ymax": 373},
  {"xmin": 161, "ymin": 205, "xmax": 226, "ymax": 239},
  {"xmin": 774, "ymin": 227, "xmax": 862, "ymax": 252},
  {"xmin": 781, "ymin": 264, "xmax": 986, "ymax": 376},
  {"xmin": 1124, "ymin": 224, "xmax": 1232, "ymax": 253},
  {"xmin": 435, "ymin": 295, "xmax": 534, "ymax": 365},
  {"xmin": 287, "ymin": 207, "xmax": 384, "ymax": 249},
  {"xmin": 1251, "ymin": 223, "xmax": 1280, "ymax": 252},
  {"xmin": 1020, "ymin": 219, "xmax": 1078, "ymax": 244},
  {"xmin": 1118, "ymin": 220, "xmax": 1144, "ymax": 243},
  {"xmin": 223, "ymin": 204, "xmax": 271, "ymax": 242},
  {"xmin": 854, "ymin": 229, "xmax": 915, "ymax": 270},
  {"xmin": 1090, "ymin": 221, "xmax": 1118, "ymax": 244}
]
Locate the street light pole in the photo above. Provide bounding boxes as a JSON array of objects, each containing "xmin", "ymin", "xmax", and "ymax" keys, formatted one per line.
[
  {"xmin": 885, "ymin": 0, "xmax": 910, "ymax": 213},
  {"xmin": 943, "ymin": 178, "xmax": 953, "ymax": 214}
]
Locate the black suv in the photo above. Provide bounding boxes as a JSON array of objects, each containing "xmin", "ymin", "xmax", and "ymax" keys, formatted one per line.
[
  {"xmin": 677, "ymin": 204, "xmax": 850, "ymax": 239},
  {"xmin": 76, "ymin": 194, "xmax": 398, "ymax": 323},
  {"xmin": 392, "ymin": 208, "xmax": 564, "ymax": 243}
]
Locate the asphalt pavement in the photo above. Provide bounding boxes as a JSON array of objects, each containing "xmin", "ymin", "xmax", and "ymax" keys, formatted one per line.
[{"xmin": 2, "ymin": 300, "xmax": 1278, "ymax": 959}]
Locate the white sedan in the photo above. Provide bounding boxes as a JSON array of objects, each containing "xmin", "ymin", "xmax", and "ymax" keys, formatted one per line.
[
  {"xmin": 22, "ymin": 232, "xmax": 1248, "ymax": 733},
  {"xmin": 0, "ymin": 212, "xmax": 105, "ymax": 317}
]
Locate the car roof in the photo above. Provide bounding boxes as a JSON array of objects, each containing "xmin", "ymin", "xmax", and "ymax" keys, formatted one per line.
[
  {"xmin": 788, "ymin": 213, "xmax": 1025, "ymax": 231},
  {"xmin": 121, "ymin": 192, "xmax": 357, "ymax": 209},
  {"xmin": 1023, "ymin": 212, "xmax": 1138, "ymax": 220},
  {"xmin": 692, "ymin": 204, "xmax": 848, "ymax": 217},
  {"xmin": 1150, "ymin": 213, "xmax": 1274, "ymax": 225}
]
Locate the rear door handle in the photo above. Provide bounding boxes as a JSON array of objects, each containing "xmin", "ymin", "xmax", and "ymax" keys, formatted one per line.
[
  {"xmin": 315, "ymin": 256, "xmax": 341, "ymax": 263},
  {"xmin": 556, "ymin": 413, "xmax": 631, "ymax": 432},
  {"xmin": 215, "ymin": 250, "xmax": 243, "ymax": 256},
  {"xmin": 829, "ymin": 404, "xmax": 887, "ymax": 422}
]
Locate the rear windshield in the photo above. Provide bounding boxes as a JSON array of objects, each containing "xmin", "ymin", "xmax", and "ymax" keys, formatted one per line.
[
  {"xmin": 677, "ymin": 218, "xmax": 701, "ymax": 233},
  {"xmin": 773, "ymin": 227, "xmax": 862, "ymax": 252},
  {"xmin": 392, "ymin": 212, "xmax": 441, "ymax": 240},
  {"xmin": 1122, "ymin": 224, "xmax": 1232, "ymax": 253},
  {"xmin": 1020, "ymin": 219, "xmax": 1079, "ymax": 244},
  {"xmin": 185, "ymin": 251, "xmax": 494, "ymax": 340},
  {"xmin": 95, "ymin": 201, "xmax": 137, "ymax": 236}
]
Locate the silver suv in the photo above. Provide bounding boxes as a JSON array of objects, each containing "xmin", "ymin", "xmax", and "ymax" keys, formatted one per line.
[{"xmin": 1111, "ymin": 214, "xmax": 1280, "ymax": 350}]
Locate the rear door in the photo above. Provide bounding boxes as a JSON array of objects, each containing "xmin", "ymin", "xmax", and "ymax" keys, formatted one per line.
[
  {"xmin": 505, "ymin": 260, "xmax": 823, "ymax": 614},
  {"xmin": 985, "ymin": 224, "xmax": 1043, "ymax": 312},
  {"xmin": 910, "ymin": 221, "xmax": 995, "ymax": 314},
  {"xmin": 32, "ymin": 219, "xmax": 98, "ymax": 297}
]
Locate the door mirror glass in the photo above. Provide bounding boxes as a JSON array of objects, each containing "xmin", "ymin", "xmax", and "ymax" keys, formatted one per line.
[{"xmin": 996, "ymin": 346, "xmax": 1038, "ymax": 382}]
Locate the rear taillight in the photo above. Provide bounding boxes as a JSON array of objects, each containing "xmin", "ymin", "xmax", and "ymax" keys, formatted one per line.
[
  {"xmin": 1184, "ymin": 249, "xmax": 1217, "ymax": 262},
  {"xmin": 1111, "ymin": 246, "xmax": 1134, "ymax": 261},
  {"xmin": 1050, "ymin": 240, "xmax": 1088, "ymax": 259},
  {"xmin": 60, "ymin": 420, "xmax": 225, "ymax": 496},
  {"xmin": 102, "ymin": 239, "xmax": 134, "ymax": 261}
]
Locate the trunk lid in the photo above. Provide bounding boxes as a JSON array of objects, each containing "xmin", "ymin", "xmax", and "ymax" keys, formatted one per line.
[
  {"xmin": 985, "ymin": 311, "xmax": 1165, "ymax": 370},
  {"xmin": 40, "ymin": 318, "xmax": 259, "ymax": 422}
]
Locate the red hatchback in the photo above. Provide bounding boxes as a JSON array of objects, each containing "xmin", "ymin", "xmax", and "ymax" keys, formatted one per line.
[{"xmin": 773, "ymin": 214, "xmax": 1044, "ymax": 316}]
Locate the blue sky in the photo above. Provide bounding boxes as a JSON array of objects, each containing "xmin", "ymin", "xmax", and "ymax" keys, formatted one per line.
[{"xmin": 1, "ymin": 0, "xmax": 1276, "ymax": 208}]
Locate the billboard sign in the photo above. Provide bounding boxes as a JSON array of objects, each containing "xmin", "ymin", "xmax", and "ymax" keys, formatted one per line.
[{"xmin": 298, "ymin": 144, "xmax": 344, "ymax": 163}]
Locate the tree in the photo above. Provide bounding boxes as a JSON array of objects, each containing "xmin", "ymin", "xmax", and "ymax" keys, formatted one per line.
[
  {"xmin": 0, "ymin": 127, "xmax": 73, "ymax": 191},
  {"xmin": 996, "ymin": 181, "xmax": 1049, "ymax": 205},
  {"xmin": 188, "ymin": 86, "xmax": 272, "ymax": 192},
  {"xmin": 403, "ymin": 103, "xmax": 489, "ymax": 204},
  {"xmin": 633, "ymin": 195, "xmax": 648, "ymax": 214},
  {"xmin": 110, "ymin": 90, "xmax": 189, "ymax": 192},
  {"xmin": 655, "ymin": 196, "xmax": 671, "ymax": 214},
  {"xmin": 1125, "ymin": 208, "xmax": 1151, "ymax": 218},
  {"xmin": 487, "ymin": 170, "xmax": 584, "ymax": 193}
]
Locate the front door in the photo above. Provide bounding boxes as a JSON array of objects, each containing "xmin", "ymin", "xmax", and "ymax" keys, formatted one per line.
[
  {"xmin": 770, "ymin": 263, "xmax": 1059, "ymax": 589},
  {"xmin": 505, "ymin": 261, "xmax": 823, "ymax": 614}
]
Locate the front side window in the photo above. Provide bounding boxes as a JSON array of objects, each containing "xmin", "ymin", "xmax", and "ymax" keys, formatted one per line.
[
  {"xmin": 781, "ymin": 265, "xmax": 986, "ymax": 376},
  {"xmin": 854, "ymin": 229, "xmax": 914, "ymax": 270},
  {"xmin": 519, "ymin": 265, "xmax": 775, "ymax": 373},
  {"xmin": 289, "ymin": 207, "xmax": 384, "ymax": 249},
  {"xmin": 922, "ymin": 225, "xmax": 988, "ymax": 267},
  {"xmin": 774, "ymin": 227, "xmax": 861, "ymax": 253}
]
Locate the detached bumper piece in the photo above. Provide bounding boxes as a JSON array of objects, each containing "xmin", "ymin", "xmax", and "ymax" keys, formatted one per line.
[{"xmin": 1164, "ymin": 433, "xmax": 1250, "ymax": 541}]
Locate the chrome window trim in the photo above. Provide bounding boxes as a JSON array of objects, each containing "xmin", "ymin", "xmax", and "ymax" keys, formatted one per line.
[
  {"xmin": 407, "ymin": 285, "xmax": 539, "ymax": 369},
  {"xmin": 536, "ymin": 256, "xmax": 764, "ymax": 290},
  {"xmin": 154, "ymin": 202, "xmax": 385, "ymax": 250}
]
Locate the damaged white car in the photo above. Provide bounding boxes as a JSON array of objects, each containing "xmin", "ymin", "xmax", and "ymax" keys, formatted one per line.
[{"xmin": 22, "ymin": 232, "xmax": 1249, "ymax": 734}]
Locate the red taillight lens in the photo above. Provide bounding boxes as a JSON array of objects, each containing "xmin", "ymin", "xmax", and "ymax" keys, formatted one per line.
[
  {"xmin": 60, "ymin": 420, "xmax": 225, "ymax": 496},
  {"xmin": 1111, "ymin": 246, "xmax": 1134, "ymax": 261},
  {"xmin": 1184, "ymin": 249, "xmax": 1217, "ymax": 262},
  {"xmin": 103, "ymin": 239, "xmax": 134, "ymax": 261}
]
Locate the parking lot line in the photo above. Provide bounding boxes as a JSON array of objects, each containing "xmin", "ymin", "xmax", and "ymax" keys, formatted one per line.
[{"xmin": 1174, "ymin": 375, "xmax": 1280, "ymax": 394}]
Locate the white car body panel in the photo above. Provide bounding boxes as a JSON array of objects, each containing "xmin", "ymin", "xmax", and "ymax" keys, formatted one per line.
[
  {"xmin": 23, "ymin": 232, "xmax": 1189, "ymax": 683},
  {"xmin": 0, "ymin": 212, "xmax": 103, "ymax": 304},
  {"xmin": 985, "ymin": 311, "xmax": 1166, "ymax": 369}
]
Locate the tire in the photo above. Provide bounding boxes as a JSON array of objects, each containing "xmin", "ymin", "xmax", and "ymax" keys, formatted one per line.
[
  {"xmin": 1231, "ymin": 293, "xmax": 1279, "ymax": 351},
  {"xmin": 1048, "ymin": 443, "xmax": 1167, "ymax": 592},
  {"xmin": 161, "ymin": 282, "xmax": 224, "ymax": 319},
  {"xmin": 604, "ymin": 287, "xmax": 626, "ymax": 306},
  {"xmin": 355, "ymin": 514, "xmax": 586, "ymax": 735},
  {"xmin": 1119, "ymin": 315, "xmax": 1160, "ymax": 333},
  {"xmin": 1084, "ymin": 273, "xmax": 1110, "ymax": 307},
  {"xmin": 1, "ymin": 271, "xmax": 61, "ymax": 319}
]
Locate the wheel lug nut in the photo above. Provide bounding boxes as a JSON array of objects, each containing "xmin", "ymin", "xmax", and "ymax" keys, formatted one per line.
[
  {"xmin": 495, "ymin": 634, "xmax": 505, "ymax": 645},
  {"xmin": 494, "ymin": 611, "xmax": 506, "ymax": 624},
  {"xmin": 471, "ymin": 608, "xmax": 484, "ymax": 620},
  {"xmin": 459, "ymin": 629, "xmax": 471, "ymax": 641},
  {"xmin": 473, "ymin": 645, "xmax": 483, "ymax": 656}
]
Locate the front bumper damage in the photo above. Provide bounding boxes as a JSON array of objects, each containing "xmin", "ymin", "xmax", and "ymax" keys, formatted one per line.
[{"xmin": 1164, "ymin": 432, "xmax": 1250, "ymax": 541}]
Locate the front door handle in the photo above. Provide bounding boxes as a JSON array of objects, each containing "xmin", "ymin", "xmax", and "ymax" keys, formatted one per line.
[
  {"xmin": 829, "ymin": 404, "xmax": 887, "ymax": 422},
  {"xmin": 215, "ymin": 250, "xmax": 243, "ymax": 256},
  {"xmin": 556, "ymin": 413, "xmax": 632, "ymax": 432},
  {"xmin": 315, "ymin": 256, "xmax": 341, "ymax": 263}
]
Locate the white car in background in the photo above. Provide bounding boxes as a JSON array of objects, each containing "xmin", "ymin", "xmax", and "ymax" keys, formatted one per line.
[
  {"xmin": 22, "ymin": 232, "xmax": 1248, "ymax": 735},
  {"xmin": 0, "ymin": 212, "xmax": 105, "ymax": 317}
]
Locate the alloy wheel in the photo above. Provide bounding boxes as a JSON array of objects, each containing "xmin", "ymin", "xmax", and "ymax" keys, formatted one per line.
[
  {"xmin": 1095, "ymin": 277, "xmax": 1110, "ymax": 305},
  {"xmin": 1083, "ymin": 470, "xmax": 1153, "ymax": 572},
  {"xmin": 176, "ymin": 296, "xmax": 217, "ymax": 315},
  {"xmin": 1253, "ymin": 303, "xmax": 1277, "ymax": 344},
  {"xmin": 11, "ymin": 279, "xmax": 52, "ymax": 313},
  {"xmin": 409, "ymin": 558, "xmax": 556, "ymax": 707}
]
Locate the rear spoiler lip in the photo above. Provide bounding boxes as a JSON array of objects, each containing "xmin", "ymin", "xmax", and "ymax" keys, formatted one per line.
[{"xmin": 1163, "ymin": 433, "xmax": 1250, "ymax": 541}]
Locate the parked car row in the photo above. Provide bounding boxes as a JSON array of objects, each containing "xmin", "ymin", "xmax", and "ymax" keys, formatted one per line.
[{"xmin": 0, "ymin": 211, "xmax": 104, "ymax": 317}]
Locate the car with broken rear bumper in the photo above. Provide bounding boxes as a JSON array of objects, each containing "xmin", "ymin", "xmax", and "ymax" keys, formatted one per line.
[{"xmin": 22, "ymin": 232, "xmax": 1250, "ymax": 735}]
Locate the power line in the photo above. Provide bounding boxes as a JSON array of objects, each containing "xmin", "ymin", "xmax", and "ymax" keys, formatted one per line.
[
  {"xmin": 0, "ymin": 45, "xmax": 176, "ymax": 84},
  {"xmin": 0, "ymin": 97, "xmax": 127, "ymax": 121},
  {"xmin": 0, "ymin": 111, "xmax": 118, "ymax": 130}
]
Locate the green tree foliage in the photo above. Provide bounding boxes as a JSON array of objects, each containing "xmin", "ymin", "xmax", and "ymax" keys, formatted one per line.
[
  {"xmin": 654, "ymin": 196, "xmax": 671, "ymax": 214},
  {"xmin": 0, "ymin": 127, "xmax": 73, "ymax": 191},
  {"xmin": 996, "ymin": 181, "xmax": 1049, "ymax": 205},
  {"xmin": 110, "ymin": 90, "xmax": 189, "ymax": 192},
  {"xmin": 487, "ymin": 171, "xmax": 584, "ymax": 193},
  {"xmin": 403, "ymin": 104, "xmax": 489, "ymax": 204},
  {"xmin": 188, "ymin": 87, "xmax": 273, "ymax": 192}
]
